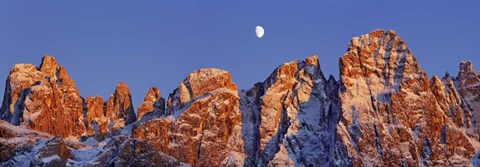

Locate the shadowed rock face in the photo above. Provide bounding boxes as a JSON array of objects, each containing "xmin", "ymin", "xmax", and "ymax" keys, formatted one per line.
[
  {"xmin": 134, "ymin": 68, "xmax": 244, "ymax": 167},
  {"xmin": 88, "ymin": 135, "xmax": 181, "ymax": 167},
  {"xmin": 240, "ymin": 55, "xmax": 340, "ymax": 167},
  {"xmin": 0, "ymin": 120, "xmax": 51, "ymax": 163},
  {"xmin": 337, "ymin": 29, "xmax": 475, "ymax": 166},
  {"xmin": 0, "ymin": 56, "xmax": 86, "ymax": 138},
  {"xmin": 0, "ymin": 120, "xmax": 73, "ymax": 167}
]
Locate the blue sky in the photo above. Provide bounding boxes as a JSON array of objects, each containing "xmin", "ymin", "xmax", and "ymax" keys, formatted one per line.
[{"xmin": 1, "ymin": 1, "xmax": 479, "ymax": 106}]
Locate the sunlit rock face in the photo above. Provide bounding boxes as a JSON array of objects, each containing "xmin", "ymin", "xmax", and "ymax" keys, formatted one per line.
[
  {"xmin": 0, "ymin": 56, "xmax": 137, "ymax": 139},
  {"xmin": 134, "ymin": 68, "xmax": 244, "ymax": 167},
  {"xmin": 84, "ymin": 96, "xmax": 108, "ymax": 136},
  {"xmin": 241, "ymin": 55, "xmax": 340, "ymax": 167},
  {"xmin": 165, "ymin": 68, "xmax": 238, "ymax": 116},
  {"xmin": 0, "ymin": 56, "xmax": 86, "ymax": 138},
  {"xmin": 136, "ymin": 87, "xmax": 165, "ymax": 121},
  {"xmin": 0, "ymin": 56, "xmax": 139, "ymax": 139},
  {"xmin": 430, "ymin": 74, "xmax": 472, "ymax": 130},
  {"xmin": 105, "ymin": 81, "xmax": 137, "ymax": 132},
  {"xmin": 337, "ymin": 29, "xmax": 475, "ymax": 166},
  {"xmin": 2, "ymin": 30, "xmax": 480, "ymax": 166}
]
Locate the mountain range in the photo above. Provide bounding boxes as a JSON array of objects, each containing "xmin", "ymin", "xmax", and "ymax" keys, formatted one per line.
[{"xmin": 1, "ymin": 29, "xmax": 480, "ymax": 166}]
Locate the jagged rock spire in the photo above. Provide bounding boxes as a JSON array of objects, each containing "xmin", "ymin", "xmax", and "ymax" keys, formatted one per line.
[
  {"xmin": 137, "ymin": 87, "xmax": 165, "ymax": 121},
  {"xmin": 456, "ymin": 61, "xmax": 480, "ymax": 140},
  {"xmin": 105, "ymin": 81, "xmax": 136, "ymax": 131},
  {"xmin": 0, "ymin": 55, "xmax": 85, "ymax": 138}
]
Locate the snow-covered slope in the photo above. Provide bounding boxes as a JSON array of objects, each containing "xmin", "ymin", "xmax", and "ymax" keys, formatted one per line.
[
  {"xmin": 0, "ymin": 120, "xmax": 185, "ymax": 167},
  {"xmin": 0, "ymin": 120, "xmax": 72, "ymax": 166}
]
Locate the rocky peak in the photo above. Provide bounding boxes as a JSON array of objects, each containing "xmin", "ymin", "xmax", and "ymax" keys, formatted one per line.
[
  {"xmin": 166, "ymin": 68, "xmax": 237, "ymax": 115},
  {"xmin": 105, "ymin": 81, "xmax": 136, "ymax": 131},
  {"xmin": 430, "ymin": 75, "xmax": 444, "ymax": 91},
  {"xmin": 2, "ymin": 31, "xmax": 480, "ymax": 166},
  {"xmin": 136, "ymin": 87, "xmax": 165, "ymax": 121},
  {"xmin": 144, "ymin": 87, "xmax": 161, "ymax": 102},
  {"xmin": 455, "ymin": 61, "xmax": 480, "ymax": 140},
  {"xmin": 240, "ymin": 55, "xmax": 340, "ymax": 166},
  {"xmin": 458, "ymin": 61, "xmax": 480, "ymax": 88},
  {"xmin": 39, "ymin": 55, "xmax": 59, "ymax": 76},
  {"xmin": 305, "ymin": 55, "xmax": 320, "ymax": 67},
  {"xmin": 0, "ymin": 55, "xmax": 86, "ymax": 138},
  {"xmin": 340, "ymin": 29, "xmax": 422, "ymax": 88},
  {"xmin": 460, "ymin": 61, "xmax": 475, "ymax": 74},
  {"xmin": 183, "ymin": 68, "xmax": 236, "ymax": 99},
  {"xmin": 185, "ymin": 68, "xmax": 237, "ymax": 97},
  {"xmin": 337, "ymin": 30, "xmax": 474, "ymax": 166},
  {"xmin": 338, "ymin": 29, "xmax": 428, "ymax": 126},
  {"xmin": 135, "ymin": 68, "xmax": 244, "ymax": 166}
]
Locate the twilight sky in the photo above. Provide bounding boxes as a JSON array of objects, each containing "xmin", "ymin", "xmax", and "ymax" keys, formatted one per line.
[{"xmin": 1, "ymin": 1, "xmax": 479, "ymax": 107}]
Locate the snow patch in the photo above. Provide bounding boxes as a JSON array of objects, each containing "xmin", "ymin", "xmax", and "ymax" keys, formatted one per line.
[{"xmin": 41, "ymin": 155, "xmax": 61, "ymax": 163}]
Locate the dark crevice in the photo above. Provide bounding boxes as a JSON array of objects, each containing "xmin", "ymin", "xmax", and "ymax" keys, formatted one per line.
[
  {"xmin": 259, "ymin": 90, "xmax": 292, "ymax": 166},
  {"xmin": 373, "ymin": 124, "xmax": 384, "ymax": 159}
]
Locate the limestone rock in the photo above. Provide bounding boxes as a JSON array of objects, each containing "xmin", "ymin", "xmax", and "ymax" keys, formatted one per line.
[
  {"xmin": 166, "ymin": 68, "xmax": 237, "ymax": 116},
  {"xmin": 0, "ymin": 120, "xmax": 52, "ymax": 164},
  {"xmin": 337, "ymin": 29, "xmax": 475, "ymax": 166},
  {"xmin": 137, "ymin": 87, "xmax": 165, "ymax": 121},
  {"xmin": 456, "ymin": 61, "xmax": 480, "ymax": 140},
  {"xmin": 241, "ymin": 55, "xmax": 340, "ymax": 166},
  {"xmin": 0, "ymin": 55, "xmax": 86, "ymax": 138},
  {"xmin": 134, "ymin": 68, "xmax": 243, "ymax": 167},
  {"xmin": 30, "ymin": 137, "xmax": 73, "ymax": 166},
  {"xmin": 430, "ymin": 75, "xmax": 472, "ymax": 129},
  {"xmin": 105, "ymin": 81, "xmax": 136, "ymax": 131},
  {"xmin": 84, "ymin": 96, "xmax": 108, "ymax": 136},
  {"xmin": 0, "ymin": 120, "xmax": 73, "ymax": 166},
  {"xmin": 1, "ymin": 30, "xmax": 480, "ymax": 166},
  {"xmin": 87, "ymin": 135, "xmax": 182, "ymax": 167},
  {"xmin": 0, "ymin": 120, "xmax": 184, "ymax": 166}
]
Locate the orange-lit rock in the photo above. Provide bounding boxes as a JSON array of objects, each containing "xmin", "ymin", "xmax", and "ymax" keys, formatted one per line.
[
  {"xmin": 84, "ymin": 96, "xmax": 108, "ymax": 136},
  {"xmin": 135, "ymin": 68, "xmax": 243, "ymax": 167},
  {"xmin": 0, "ymin": 56, "xmax": 86, "ymax": 138},
  {"xmin": 137, "ymin": 87, "xmax": 165, "ymax": 121},
  {"xmin": 337, "ymin": 30, "xmax": 475, "ymax": 166},
  {"xmin": 105, "ymin": 81, "xmax": 136, "ymax": 131}
]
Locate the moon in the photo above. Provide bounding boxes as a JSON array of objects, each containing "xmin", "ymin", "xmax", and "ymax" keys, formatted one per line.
[{"xmin": 256, "ymin": 26, "xmax": 264, "ymax": 38}]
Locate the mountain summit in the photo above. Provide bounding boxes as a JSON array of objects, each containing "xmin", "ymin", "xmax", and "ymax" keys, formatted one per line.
[{"xmin": 1, "ymin": 30, "xmax": 480, "ymax": 166}]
